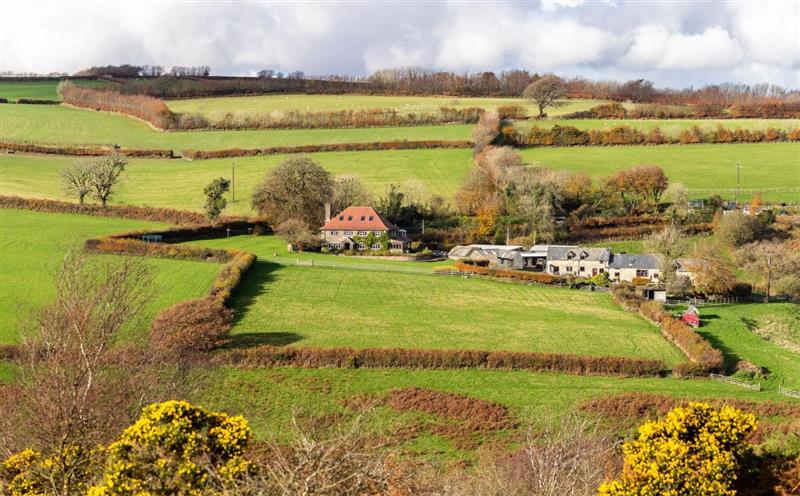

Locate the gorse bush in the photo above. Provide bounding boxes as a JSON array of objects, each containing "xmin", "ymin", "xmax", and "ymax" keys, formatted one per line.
[
  {"xmin": 598, "ymin": 402, "xmax": 757, "ymax": 496},
  {"xmin": 88, "ymin": 400, "xmax": 251, "ymax": 495}
]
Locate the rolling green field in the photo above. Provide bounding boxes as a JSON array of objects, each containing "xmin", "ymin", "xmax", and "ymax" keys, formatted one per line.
[
  {"xmin": 0, "ymin": 79, "xmax": 108, "ymax": 101},
  {"xmin": 3, "ymin": 143, "xmax": 797, "ymax": 214},
  {"xmin": 0, "ymin": 208, "xmax": 220, "ymax": 344},
  {"xmin": 0, "ymin": 104, "xmax": 474, "ymax": 150},
  {"xmin": 167, "ymin": 94, "xmax": 610, "ymax": 118},
  {"xmin": 197, "ymin": 367, "xmax": 790, "ymax": 453}
]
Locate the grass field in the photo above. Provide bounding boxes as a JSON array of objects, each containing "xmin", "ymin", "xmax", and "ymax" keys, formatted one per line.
[
  {"xmin": 3, "ymin": 143, "xmax": 797, "ymax": 213},
  {"xmin": 0, "ymin": 104, "xmax": 474, "ymax": 150},
  {"xmin": 195, "ymin": 366, "xmax": 791, "ymax": 458},
  {"xmin": 683, "ymin": 303, "xmax": 800, "ymax": 389},
  {"xmin": 0, "ymin": 79, "xmax": 108, "ymax": 101},
  {"xmin": 0, "ymin": 208, "xmax": 220, "ymax": 344},
  {"xmin": 167, "ymin": 94, "xmax": 610, "ymax": 118},
  {"xmin": 176, "ymin": 235, "xmax": 685, "ymax": 364}
]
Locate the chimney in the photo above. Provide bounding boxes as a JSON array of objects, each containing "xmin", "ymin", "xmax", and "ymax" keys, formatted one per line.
[{"xmin": 324, "ymin": 203, "xmax": 331, "ymax": 223}]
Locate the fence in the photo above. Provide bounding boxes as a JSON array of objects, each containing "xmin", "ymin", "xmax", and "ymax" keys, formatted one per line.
[
  {"xmin": 778, "ymin": 385, "xmax": 800, "ymax": 399},
  {"xmin": 268, "ymin": 257, "xmax": 434, "ymax": 275},
  {"xmin": 709, "ymin": 373, "xmax": 762, "ymax": 391}
]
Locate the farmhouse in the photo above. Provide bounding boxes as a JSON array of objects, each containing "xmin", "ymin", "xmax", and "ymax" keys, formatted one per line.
[
  {"xmin": 320, "ymin": 206, "xmax": 409, "ymax": 252},
  {"xmin": 608, "ymin": 253, "xmax": 662, "ymax": 282},
  {"xmin": 546, "ymin": 246, "xmax": 611, "ymax": 277}
]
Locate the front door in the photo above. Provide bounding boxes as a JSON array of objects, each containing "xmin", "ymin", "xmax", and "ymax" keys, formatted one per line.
[{"xmin": 592, "ymin": 268, "xmax": 598, "ymax": 276}]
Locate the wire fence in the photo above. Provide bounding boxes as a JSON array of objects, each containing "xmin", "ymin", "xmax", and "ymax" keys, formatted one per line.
[{"xmin": 709, "ymin": 373, "xmax": 762, "ymax": 391}]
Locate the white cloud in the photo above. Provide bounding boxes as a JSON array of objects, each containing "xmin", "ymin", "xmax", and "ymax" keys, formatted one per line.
[
  {"xmin": 623, "ymin": 25, "xmax": 743, "ymax": 70},
  {"xmin": 0, "ymin": 1, "xmax": 797, "ymax": 88}
]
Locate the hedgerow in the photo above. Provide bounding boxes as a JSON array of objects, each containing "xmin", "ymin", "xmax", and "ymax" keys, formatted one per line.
[
  {"xmin": 176, "ymin": 106, "xmax": 483, "ymax": 130},
  {"xmin": 59, "ymin": 82, "xmax": 176, "ymax": 129},
  {"xmin": 212, "ymin": 345, "xmax": 665, "ymax": 377},
  {"xmin": 0, "ymin": 195, "xmax": 206, "ymax": 224},
  {"xmin": 181, "ymin": 139, "xmax": 472, "ymax": 160},
  {"xmin": 14, "ymin": 98, "xmax": 59, "ymax": 105},
  {"xmin": 0, "ymin": 140, "xmax": 174, "ymax": 158},
  {"xmin": 639, "ymin": 301, "xmax": 723, "ymax": 376}
]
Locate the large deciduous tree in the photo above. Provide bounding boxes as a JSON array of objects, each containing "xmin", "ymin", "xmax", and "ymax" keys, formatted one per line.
[
  {"xmin": 61, "ymin": 161, "xmax": 93, "ymax": 204},
  {"xmin": 523, "ymin": 75, "xmax": 567, "ymax": 117},
  {"xmin": 606, "ymin": 165, "xmax": 668, "ymax": 213},
  {"xmin": 88, "ymin": 154, "xmax": 127, "ymax": 207},
  {"xmin": 251, "ymin": 157, "xmax": 334, "ymax": 228},
  {"xmin": 646, "ymin": 225, "xmax": 688, "ymax": 285},
  {"xmin": 332, "ymin": 175, "xmax": 371, "ymax": 214}
]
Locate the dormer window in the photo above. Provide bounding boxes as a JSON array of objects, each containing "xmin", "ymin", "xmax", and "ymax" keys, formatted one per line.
[
  {"xmin": 360, "ymin": 216, "xmax": 365, "ymax": 221},
  {"xmin": 339, "ymin": 216, "xmax": 344, "ymax": 221},
  {"xmin": 369, "ymin": 216, "xmax": 374, "ymax": 220},
  {"xmin": 348, "ymin": 216, "xmax": 353, "ymax": 221},
  {"xmin": 567, "ymin": 251, "xmax": 575, "ymax": 260},
  {"xmin": 580, "ymin": 251, "xmax": 588, "ymax": 260}
]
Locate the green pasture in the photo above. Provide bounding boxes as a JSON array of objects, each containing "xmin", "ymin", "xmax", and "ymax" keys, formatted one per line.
[
  {"xmin": 196, "ymin": 367, "xmax": 795, "ymax": 459},
  {"xmin": 177, "ymin": 234, "xmax": 686, "ymax": 364},
  {"xmin": 3, "ymin": 143, "xmax": 797, "ymax": 214},
  {"xmin": 0, "ymin": 79, "xmax": 108, "ymax": 102},
  {"xmin": 683, "ymin": 303, "xmax": 800, "ymax": 389},
  {"xmin": 0, "ymin": 208, "xmax": 220, "ymax": 344},
  {"xmin": 0, "ymin": 104, "xmax": 474, "ymax": 150},
  {"xmin": 167, "ymin": 94, "xmax": 609, "ymax": 118}
]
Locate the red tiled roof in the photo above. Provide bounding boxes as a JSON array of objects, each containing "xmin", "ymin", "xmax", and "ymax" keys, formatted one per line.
[{"xmin": 321, "ymin": 206, "xmax": 399, "ymax": 231}]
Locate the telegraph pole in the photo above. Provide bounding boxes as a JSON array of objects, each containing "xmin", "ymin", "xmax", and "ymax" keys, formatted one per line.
[
  {"xmin": 735, "ymin": 160, "xmax": 741, "ymax": 206},
  {"xmin": 766, "ymin": 254, "xmax": 772, "ymax": 303},
  {"xmin": 231, "ymin": 159, "xmax": 236, "ymax": 202}
]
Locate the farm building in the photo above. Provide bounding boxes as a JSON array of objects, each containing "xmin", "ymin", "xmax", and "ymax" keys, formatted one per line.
[
  {"xmin": 546, "ymin": 246, "xmax": 611, "ymax": 277},
  {"xmin": 608, "ymin": 253, "xmax": 662, "ymax": 282},
  {"xmin": 320, "ymin": 206, "xmax": 409, "ymax": 252}
]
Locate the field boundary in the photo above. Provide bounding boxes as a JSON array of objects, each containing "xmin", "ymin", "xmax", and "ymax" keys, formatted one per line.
[
  {"xmin": 778, "ymin": 386, "xmax": 800, "ymax": 399},
  {"xmin": 709, "ymin": 373, "xmax": 762, "ymax": 391}
]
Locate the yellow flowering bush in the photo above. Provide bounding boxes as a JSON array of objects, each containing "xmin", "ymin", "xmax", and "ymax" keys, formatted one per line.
[
  {"xmin": 1, "ymin": 445, "xmax": 102, "ymax": 496},
  {"xmin": 1, "ymin": 449, "xmax": 46, "ymax": 496},
  {"xmin": 598, "ymin": 402, "xmax": 757, "ymax": 496},
  {"xmin": 89, "ymin": 400, "xmax": 251, "ymax": 496}
]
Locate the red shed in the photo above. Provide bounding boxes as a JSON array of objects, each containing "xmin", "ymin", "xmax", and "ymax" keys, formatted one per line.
[{"xmin": 682, "ymin": 304, "xmax": 701, "ymax": 328}]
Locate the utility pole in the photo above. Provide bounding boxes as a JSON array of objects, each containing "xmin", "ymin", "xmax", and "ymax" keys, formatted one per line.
[
  {"xmin": 735, "ymin": 160, "xmax": 741, "ymax": 206},
  {"xmin": 766, "ymin": 254, "xmax": 772, "ymax": 303},
  {"xmin": 231, "ymin": 159, "xmax": 236, "ymax": 202}
]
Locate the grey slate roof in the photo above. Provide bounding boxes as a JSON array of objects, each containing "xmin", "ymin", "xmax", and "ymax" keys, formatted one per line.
[
  {"xmin": 609, "ymin": 253, "xmax": 661, "ymax": 270},
  {"xmin": 546, "ymin": 246, "xmax": 611, "ymax": 263}
]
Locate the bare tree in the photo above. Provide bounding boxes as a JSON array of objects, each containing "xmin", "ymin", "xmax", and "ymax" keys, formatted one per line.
[
  {"xmin": 332, "ymin": 175, "xmax": 371, "ymax": 214},
  {"xmin": 61, "ymin": 161, "xmax": 93, "ymax": 204},
  {"xmin": 251, "ymin": 157, "xmax": 334, "ymax": 228},
  {"xmin": 275, "ymin": 218, "xmax": 319, "ymax": 252},
  {"xmin": 88, "ymin": 154, "xmax": 127, "ymax": 207},
  {"xmin": 0, "ymin": 254, "xmax": 179, "ymax": 493},
  {"xmin": 646, "ymin": 225, "xmax": 688, "ymax": 285},
  {"xmin": 523, "ymin": 75, "xmax": 567, "ymax": 117}
]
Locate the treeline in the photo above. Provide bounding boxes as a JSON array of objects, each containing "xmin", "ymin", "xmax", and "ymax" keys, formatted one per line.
[
  {"xmin": 501, "ymin": 123, "xmax": 800, "ymax": 147},
  {"xmin": 59, "ymin": 82, "xmax": 175, "ymax": 129},
  {"xmin": 563, "ymin": 101, "xmax": 800, "ymax": 119},
  {"xmin": 176, "ymin": 106, "xmax": 483, "ymax": 130},
  {"xmin": 75, "ymin": 64, "xmax": 209, "ymax": 77}
]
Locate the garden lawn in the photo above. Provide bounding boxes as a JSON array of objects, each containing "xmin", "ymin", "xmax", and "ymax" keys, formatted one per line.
[
  {"xmin": 0, "ymin": 149, "xmax": 474, "ymax": 215},
  {"xmin": 687, "ymin": 303, "xmax": 800, "ymax": 389},
  {"xmin": 199, "ymin": 250, "xmax": 686, "ymax": 364},
  {"xmin": 0, "ymin": 208, "xmax": 220, "ymax": 344},
  {"xmin": 167, "ymin": 94, "xmax": 609, "ymax": 118},
  {"xmin": 195, "ymin": 367, "xmax": 795, "ymax": 460},
  {"xmin": 0, "ymin": 104, "xmax": 473, "ymax": 150},
  {"xmin": 0, "ymin": 79, "xmax": 109, "ymax": 101},
  {"xmin": 521, "ymin": 143, "xmax": 800, "ymax": 203}
]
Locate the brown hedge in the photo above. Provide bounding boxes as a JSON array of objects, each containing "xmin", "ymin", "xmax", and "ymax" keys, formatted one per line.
[
  {"xmin": 1, "ymin": 140, "xmax": 174, "ymax": 158},
  {"xmin": 181, "ymin": 139, "xmax": 472, "ymax": 160},
  {"xmin": 0, "ymin": 195, "xmax": 206, "ymax": 224},
  {"xmin": 211, "ymin": 345, "xmax": 665, "ymax": 377},
  {"xmin": 176, "ymin": 106, "xmax": 483, "ymax": 130},
  {"xmin": 504, "ymin": 124, "xmax": 800, "ymax": 148},
  {"xmin": 639, "ymin": 301, "xmax": 723, "ymax": 376},
  {"xmin": 0, "ymin": 344, "xmax": 21, "ymax": 361},
  {"xmin": 150, "ymin": 298, "xmax": 233, "ymax": 358},
  {"xmin": 60, "ymin": 83, "xmax": 175, "ymax": 129}
]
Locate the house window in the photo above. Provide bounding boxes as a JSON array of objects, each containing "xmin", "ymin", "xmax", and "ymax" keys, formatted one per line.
[
  {"xmin": 369, "ymin": 216, "xmax": 374, "ymax": 221},
  {"xmin": 613, "ymin": 271, "xmax": 620, "ymax": 279},
  {"xmin": 345, "ymin": 230, "xmax": 353, "ymax": 235},
  {"xmin": 358, "ymin": 231, "xmax": 367, "ymax": 236},
  {"xmin": 338, "ymin": 216, "xmax": 344, "ymax": 220},
  {"xmin": 348, "ymin": 216, "xmax": 353, "ymax": 221},
  {"xmin": 330, "ymin": 230, "xmax": 338, "ymax": 235},
  {"xmin": 580, "ymin": 266, "xmax": 586, "ymax": 272},
  {"xmin": 550, "ymin": 265, "xmax": 559, "ymax": 274},
  {"xmin": 566, "ymin": 266, "xmax": 573, "ymax": 273},
  {"xmin": 371, "ymin": 243, "xmax": 382, "ymax": 250},
  {"xmin": 636, "ymin": 269, "xmax": 649, "ymax": 277},
  {"xmin": 357, "ymin": 243, "xmax": 365, "ymax": 250},
  {"xmin": 360, "ymin": 216, "xmax": 366, "ymax": 221},
  {"xmin": 599, "ymin": 268, "xmax": 604, "ymax": 273},
  {"xmin": 373, "ymin": 230, "xmax": 382, "ymax": 235}
]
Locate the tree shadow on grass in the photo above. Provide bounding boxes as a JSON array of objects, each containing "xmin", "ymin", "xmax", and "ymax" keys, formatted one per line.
[
  {"xmin": 229, "ymin": 260, "xmax": 281, "ymax": 326},
  {"xmin": 224, "ymin": 332, "xmax": 303, "ymax": 349}
]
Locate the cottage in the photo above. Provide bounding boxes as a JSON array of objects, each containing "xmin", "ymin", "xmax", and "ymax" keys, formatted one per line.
[
  {"xmin": 546, "ymin": 246, "xmax": 611, "ymax": 277},
  {"xmin": 320, "ymin": 206, "xmax": 409, "ymax": 252},
  {"xmin": 447, "ymin": 244, "xmax": 523, "ymax": 267},
  {"xmin": 608, "ymin": 253, "xmax": 662, "ymax": 282}
]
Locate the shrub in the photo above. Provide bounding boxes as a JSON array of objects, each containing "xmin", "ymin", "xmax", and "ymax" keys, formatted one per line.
[
  {"xmin": 59, "ymin": 82, "xmax": 175, "ymax": 129},
  {"xmin": 598, "ymin": 402, "xmax": 756, "ymax": 496},
  {"xmin": 0, "ymin": 97, "xmax": 7, "ymax": 104},
  {"xmin": 89, "ymin": 400, "xmax": 251, "ymax": 495},
  {"xmin": 497, "ymin": 105, "xmax": 527, "ymax": 120},
  {"xmin": 149, "ymin": 298, "xmax": 233, "ymax": 359},
  {"xmin": 15, "ymin": 98, "xmax": 59, "ymax": 105},
  {"xmin": 716, "ymin": 211, "xmax": 764, "ymax": 247}
]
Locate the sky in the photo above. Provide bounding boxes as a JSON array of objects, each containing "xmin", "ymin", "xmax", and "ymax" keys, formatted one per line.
[{"xmin": 2, "ymin": 0, "xmax": 799, "ymax": 89}]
